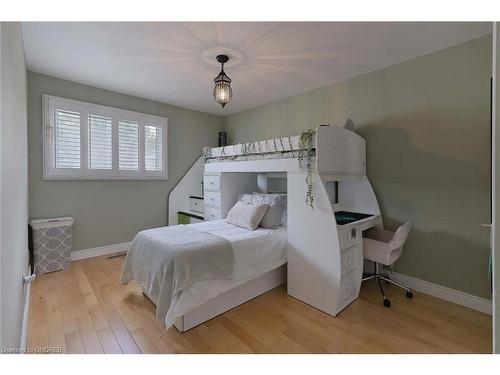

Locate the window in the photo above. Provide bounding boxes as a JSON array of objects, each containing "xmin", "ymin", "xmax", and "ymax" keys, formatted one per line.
[{"xmin": 43, "ymin": 95, "xmax": 167, "ymax": 180}]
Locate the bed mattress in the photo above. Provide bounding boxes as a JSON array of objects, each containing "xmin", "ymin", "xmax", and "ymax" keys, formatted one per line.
[{"xmin": 164, "ymin": 219, "xmax": 287, "ymax": 327}]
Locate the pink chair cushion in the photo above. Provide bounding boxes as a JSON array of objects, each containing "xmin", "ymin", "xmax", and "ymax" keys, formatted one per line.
[{"xmin": 363, "ymin": 222, "xmax": 411, "ymax": 266}]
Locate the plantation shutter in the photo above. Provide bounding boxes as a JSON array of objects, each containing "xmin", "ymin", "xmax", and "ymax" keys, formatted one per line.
[
  {"xmin": 145, "ymin": 124, "xmax": 163, "ymax": 172},
  {"xmin": 88, "ymin": 114, "xmax": 113, "ymax": 170},
  {"xmin": 118, "ymin": 120, "xmax": 139, "ymax": 171},
  {"xmin": 54, "ymin": 109, "xmax": 81, "ymax": 169},
  {"xmin": 44, "ymin": 95, "xmax": 167, "ymax": 179}
]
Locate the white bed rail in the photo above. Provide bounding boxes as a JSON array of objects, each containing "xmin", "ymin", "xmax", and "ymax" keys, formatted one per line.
[
  {"xmin": 203, "ymin": 134, "xmax": 309, "ymax": 160},
  {"xmin": 203, "ymin": 125, "xmax": 366, "ymax": 177}
]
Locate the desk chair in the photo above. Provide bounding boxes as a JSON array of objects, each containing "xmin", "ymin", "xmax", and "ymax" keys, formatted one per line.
[{"xmin": 362, "ymin": 222, "xmax": 412, "ymax": 307}]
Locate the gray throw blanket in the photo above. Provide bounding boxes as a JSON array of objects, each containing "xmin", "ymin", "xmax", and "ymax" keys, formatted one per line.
[{"xmin": 121, "ymin": 225, "xmax": 234, "ymax": 321}]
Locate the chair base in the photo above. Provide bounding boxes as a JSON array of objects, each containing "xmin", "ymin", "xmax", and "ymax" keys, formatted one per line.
[{"xmin": 362, "ymin": 262, "xmax": 413, "ymax": 307}]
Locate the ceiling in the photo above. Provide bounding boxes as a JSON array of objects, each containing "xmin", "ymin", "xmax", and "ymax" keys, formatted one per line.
[{"xmin": 22, "ymin": 22, "xmax": 491, "ymax": 116}]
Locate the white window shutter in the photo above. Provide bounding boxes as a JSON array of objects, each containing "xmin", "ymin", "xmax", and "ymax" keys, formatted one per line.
[
  {"xmin": 43, "ymin": 95, "xmax": 167, "ymax": 180},
  {"xmin": 118, "ymin": 120, "xmax": 139, "ymax": 171},
  {"xmin": 145, "ymin": 124, "xmax": 163, "ymax": 172},
  {"xmin": 88, "ymin": 114, "xmax": 113, "ymax": 170},
  {"xmin": 54, "ymin": 109, "xmax": 81, "ymax": 169}
]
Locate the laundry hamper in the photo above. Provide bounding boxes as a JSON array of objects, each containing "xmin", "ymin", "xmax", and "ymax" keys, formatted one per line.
[{"xmin": 30, "ymin": 217, "xmax": 73, "ymax": 275}]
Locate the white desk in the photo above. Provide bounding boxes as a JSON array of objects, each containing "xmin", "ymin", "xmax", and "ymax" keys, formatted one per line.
[{"xmin": 287, "ymin": 173, "xmax": 381, "ymax": 317}]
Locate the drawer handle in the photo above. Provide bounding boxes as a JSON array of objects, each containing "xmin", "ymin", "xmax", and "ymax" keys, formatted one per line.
[
  {"xmin": 210, "ymin": 181, "xmax": 214, "ymax": 185},
  {"xmin": 347, "ymin": 259, "xmax": 351, "ymax": 265},
  {"xmin": 211, "ymin": 198, "xmax": 215, "ymax": 201}
]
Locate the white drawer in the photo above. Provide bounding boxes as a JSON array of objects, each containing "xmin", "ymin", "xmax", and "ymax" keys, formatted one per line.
[
  {"xmin": 338, "ymin": 226, "xmax": 361, "ymax": 250},
  {"xmin": 190, "ymin": 197, "xmax": 204, "ymax": 213},
  {"xmin": 341, "ymin": 245, "xmax": 359, "ymax": 276},
  {"xmin": 204, "ymin": 174, "xmax": 220, "ymax": 191},
  {"xmin": 204, "ymin": 206, "xmax": 222, "ymax": 221},
  {"xmin": 204, "ymin": 191, "xmax": 221, "ymax": 207},
  {"xmin": 339, "ymin": 269, "xmax": 358, "ymax": 302}
]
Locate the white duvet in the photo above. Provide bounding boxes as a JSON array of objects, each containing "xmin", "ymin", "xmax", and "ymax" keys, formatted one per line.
[{"xmin": 164, "ymin": 219, "xmax": 287, "ymax": 327}]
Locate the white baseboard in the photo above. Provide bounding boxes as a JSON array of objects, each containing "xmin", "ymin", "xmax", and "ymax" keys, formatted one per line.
[
  {"xmin": 391, "ymin": 272, "xmax": 492, "ymax": 315},
  {"xmin": 71, "ymin": 242, "xmax": 130, "ymax": 261}
]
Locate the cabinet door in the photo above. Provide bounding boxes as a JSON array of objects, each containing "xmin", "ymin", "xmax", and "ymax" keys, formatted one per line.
[{"xmin": 204, "ymin": 174, "xmax": 220, "ymax": 191}]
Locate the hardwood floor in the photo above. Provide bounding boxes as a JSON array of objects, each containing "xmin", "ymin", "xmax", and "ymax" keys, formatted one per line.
[{"xmin": 27, "ymin": 255, "xmax": 492, "ymax": 354}]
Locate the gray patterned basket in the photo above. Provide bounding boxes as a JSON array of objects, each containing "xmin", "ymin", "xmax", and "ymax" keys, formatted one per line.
[{"xmin": 30, "ymin": 217, "xmax": 73, "ymax": 275}]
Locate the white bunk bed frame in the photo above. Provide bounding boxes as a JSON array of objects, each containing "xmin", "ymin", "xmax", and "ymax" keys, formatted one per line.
[{"xmin": 173, "ymin": 124, "xmax": 382, "ymax": 332}]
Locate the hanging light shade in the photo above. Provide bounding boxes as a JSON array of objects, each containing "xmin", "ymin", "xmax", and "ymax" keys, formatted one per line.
[{"xmin": 213, "ymin": 55, "xmax": 233, "ymax": 108}]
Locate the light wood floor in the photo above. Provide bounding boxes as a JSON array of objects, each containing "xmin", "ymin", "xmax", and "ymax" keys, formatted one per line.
[{"xmin": 27, "ymin": 255, "xmax": 492, "ymax": 354}]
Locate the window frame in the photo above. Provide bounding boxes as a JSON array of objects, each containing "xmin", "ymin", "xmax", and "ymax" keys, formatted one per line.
[{"xmin": 42, "ymin": 94, "xmax": 168, "ymax": 180}]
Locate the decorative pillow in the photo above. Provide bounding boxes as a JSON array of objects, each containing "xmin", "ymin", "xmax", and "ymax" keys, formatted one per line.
[
  {"xmin": 259, "ymin": 203, "xmax": 285, "ymax": 229},
  {"xmin": 252, "ymin": 193, "xmax": 287, "ymax": 228},
  {"xmin": 237, "ymin": 193, "xmax": 253, "ymax": 204},
  {"xmin": 252, "ymin": 192, "xmax": 286, "ymax": 206},
  {"xmin": 226, "ymin": 201, "xmax": 269, "ymax": 231}
]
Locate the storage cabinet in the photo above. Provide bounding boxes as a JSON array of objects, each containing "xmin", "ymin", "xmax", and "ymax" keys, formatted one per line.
[
  {"xmin": 340, "ymin": 244, "xmax": 360, "ymax": 276},
  {"xmin": 177, "ymin": 212, "xmax": 204, "ymax": 224},
  {"xmin": 189, "ymin": 196, "xmax": 204, "ymax": 213},
  {"xmin": 203, "ymin": 174, "xmax": 222, "ymax": 221},
  {"xmin": 203, "ymin": 174, "xmax": 220, "ymax": 191},
  {"xmin": 204, "ymin": 206, "xmax": 222, "ymax": 221},
  {"xmin": 203, "ymin": 172, "xmax": 258, "ymax": 221},
  {"xmin": 287, "ymin": 173, "xmax": 379, "ymax": 317},
  {"xmin": 339, "ymin": 269, "xmax": 357, "ymax": 302},
  {"xmin": 178, "ymin": 213, "xmax": 191, "ymax": 225},
  {"xmin": 204, "ymin": 191, "xmax": 222, "ymax": 207}
]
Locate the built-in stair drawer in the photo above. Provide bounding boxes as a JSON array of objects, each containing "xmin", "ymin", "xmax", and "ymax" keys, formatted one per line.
[
  {"xmin": 339, "ymin": 268, "xmax": 358, "ymax": 303},
  {"xmin": 190, "ymin": 197, "xmax": 204, "ymax": 213},
  {"xmin": 337, "ymin": 226, "xmax": 360, "ymax": 250},
  {"xmin": 341, "ymin": 245, "xmax": 359, "ymax": 276},
  {"xmin": 204, "ymin": 206, "xmax": 222, "ymax": 221},
  {"xmin": 204, "ymin": 174, "xmax": 220, "ymax": 191},
  {"xmin": 204, "ymin": 191, "xmax": 221, "ymax": 207}
]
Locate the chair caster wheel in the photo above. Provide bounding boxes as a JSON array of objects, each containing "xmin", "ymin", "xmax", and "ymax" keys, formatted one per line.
[
  {"xmin": 383, "ymin": 298, "xmax": 391, "ymax": 307},
  {"xmin": 406, "ymin": 291, "xmax": 413, "ymax": 299}
]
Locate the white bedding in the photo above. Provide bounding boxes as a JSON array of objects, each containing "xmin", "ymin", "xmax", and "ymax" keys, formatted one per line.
[
  {"xmin": 121, "ymin": 224, "xmax": 233, "ymax": 323},
  {"xmin": 164, "ymin": 219, "xmax": 287, "ymax": 327}
]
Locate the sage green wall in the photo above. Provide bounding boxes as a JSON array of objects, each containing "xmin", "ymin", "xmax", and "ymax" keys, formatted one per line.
[
  {"xmin": 28, "ymin": 72, "xmax": 224, "ymax": 252},
  {"xmin": 225, "ymin": 35, "xmax": 493, "ymax": 299}
]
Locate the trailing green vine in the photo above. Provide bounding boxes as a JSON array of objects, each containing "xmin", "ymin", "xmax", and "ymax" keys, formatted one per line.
[
  {"xmin": 278, "ymin": 138, "xmax": 285, "ymax": 152},
  {"xmin": 298, "ymin": 129, "xmax": 316, "ymax": 209},
  {"xmin": 287, "ymin": 136, "xmax": 295, "ymax": 158}
]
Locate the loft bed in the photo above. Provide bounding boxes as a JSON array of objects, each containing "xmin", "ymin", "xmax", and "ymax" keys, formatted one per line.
[
  {"xmin": 203, "ymin": 123, "xmax": 366, "ymax": 176},
  {"xmin": 177, "ymin": 122, "xmax": 381, "ymax": 331},
  {"xmin": 125, "ymin": 121, "xmax": 382, "ymax": 332},
  {"xmin": 203, "ymin": 134, "xmax": 310, "ymax": 162},
  {"xmin": 203, "ymin": 118, "xmax": 357, "ymax": 163}
]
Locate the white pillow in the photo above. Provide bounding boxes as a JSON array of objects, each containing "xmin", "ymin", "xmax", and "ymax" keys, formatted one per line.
[
  {"xmin": 252, "ymin": 193, "xmax": 286, "ymax": 206},
  {"xmin": 226, "ymin": 201, "xmax": 269, "ymax": 231},
  {"xmin": 259, "ymin": 203, "xmax": 284, "ymax": 229},
  {"xmin": 237, "ymin": 193, "xmax": 253, "ymax": 204},
  {"xmin": 252, "ymin": 193, "xmax": 287, "ymax": 228}
]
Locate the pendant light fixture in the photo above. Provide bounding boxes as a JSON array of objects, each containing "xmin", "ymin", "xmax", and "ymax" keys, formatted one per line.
[{"xmin": 213, "ymin": 54, "xmax": 233, "ymax": 108}]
